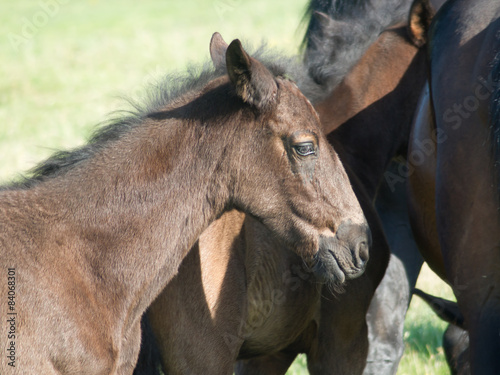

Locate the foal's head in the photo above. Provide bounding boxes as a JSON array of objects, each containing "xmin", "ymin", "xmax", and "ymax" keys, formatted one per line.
[{"xmin": 209, "ymin": 34, "xmax": 370, "ymax": 285}]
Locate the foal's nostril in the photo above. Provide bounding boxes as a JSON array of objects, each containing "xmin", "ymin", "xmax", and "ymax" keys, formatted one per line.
[
  {"xmin": 336, "ymin": 221, "xmax": 371, "ymax": 271},
  {"xmin": 356, "ymin": 225, "xmax": 371, "ymax": 267},
  {"xmin": 315, "ymin": 221, "xmax": 371, "ymax": 283},
  {"xmin": 355, "ymin": 240, "xmax": 370, "ymax": 268}
]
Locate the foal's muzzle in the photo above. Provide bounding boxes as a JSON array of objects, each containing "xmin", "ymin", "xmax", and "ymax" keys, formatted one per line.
[{"xmin": 312, "ymin": 221, "xmax": 371, "ymax": 284}]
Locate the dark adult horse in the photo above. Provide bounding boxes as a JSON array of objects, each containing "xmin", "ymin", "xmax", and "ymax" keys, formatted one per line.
[
  {"xmin": 135, "ymin": 1, "xmax": 434, "ymax": 373},
  {"xmin": 305, "ymin": 0, "xmax": 439, "ymax": 373},
  {"xmin": 306, "ymin": 0, "xmax": 463, "ymax": 373},
  {"xmin": 408, "ymin": 0, "xmax": 500, "ymax": 373},
  {"xmin": 0, "ymin": 38, "xmax": 369, "ymax": 374}
]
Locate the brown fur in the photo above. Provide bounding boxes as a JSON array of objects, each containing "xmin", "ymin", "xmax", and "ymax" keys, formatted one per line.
[
  {"xmin": 0, "ymin": 38, "xmax": 366, "ymax": 374},
  {"xmin": 140, "ymin": 2, "xmax": 434, "ymax": 373}
]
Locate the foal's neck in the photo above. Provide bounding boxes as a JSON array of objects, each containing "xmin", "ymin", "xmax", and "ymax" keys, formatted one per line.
[{"xmin": 35, "ymin": 114, "xmax": 232, "ymax": 329}]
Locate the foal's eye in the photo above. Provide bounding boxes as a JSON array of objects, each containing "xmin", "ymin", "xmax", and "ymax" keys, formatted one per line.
[{"xmin": 294, "ymin": 142, "xmax": 316, "ymax": 157}]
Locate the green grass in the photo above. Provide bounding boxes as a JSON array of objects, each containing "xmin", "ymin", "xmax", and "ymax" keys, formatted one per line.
[
  {"xmin": 0, "ymin": 0, "xmax": 308, "ymax": 183},
  {"xmin": 1, "ymin": 2, "xmax": 454, "ymax": 374},
  {"xmin": 283, "ymin": 265, "xmax": 454, "ymax": 375},
  {"xmin": 397, "ymin": 264, "xmax": 454, "ymax": 375}
]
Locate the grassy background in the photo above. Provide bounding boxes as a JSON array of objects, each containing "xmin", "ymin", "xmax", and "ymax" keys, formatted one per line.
[{"xmin": 1, "ymin": 1, "xmax": 454, "ymax": 373}]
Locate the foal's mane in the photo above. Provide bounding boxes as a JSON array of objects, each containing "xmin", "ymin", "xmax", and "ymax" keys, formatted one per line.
[
  {"xmin": 301, "ymin": 0, "xmax": 414, "ymax": 99},
  {"xmin": 1, "ymin": 47, "xmax": 305, "ymax": 191}
]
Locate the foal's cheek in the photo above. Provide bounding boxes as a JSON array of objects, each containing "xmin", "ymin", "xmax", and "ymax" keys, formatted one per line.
[
  {"xmin": 298, "ymin": 156, "xmax": 317, "ymax": 183},
  {"xmin": 282, "ymin": 145, "xmax": 318, "ymax": 183}
]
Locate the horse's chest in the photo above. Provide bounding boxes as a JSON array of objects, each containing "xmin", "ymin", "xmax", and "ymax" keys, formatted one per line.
[{"xmin": 239, "ymin": 258, "xmax": 321, "ymax": 357}]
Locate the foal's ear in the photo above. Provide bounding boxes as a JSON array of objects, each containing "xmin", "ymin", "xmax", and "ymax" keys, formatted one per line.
[
  {"xmin": 407, "ymin": 0, "xmax": 435, "ymax": 47},
  {"xmin": 210, "ymin": 32, "xmax": 228, "ymax": 70},
  {"xmin": 226, "ymin": 39, "xmax": 278, "ymax": 110}
]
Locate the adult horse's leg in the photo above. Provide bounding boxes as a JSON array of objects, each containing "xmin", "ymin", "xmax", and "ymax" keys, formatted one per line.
[
  {"xmin": 363, "ymin": 161, "xmax": 423, "ymax": 375},
  {"xmin": 376, "ymin": 161, "xmax": 424, "ymax": 290},
  {"xmin": 443, "ymin": 324, "xmax": 470, "ymax": 375},
  {"xmin": 363, "ymin": 255, "xmax": 410, "ymax": 375}
]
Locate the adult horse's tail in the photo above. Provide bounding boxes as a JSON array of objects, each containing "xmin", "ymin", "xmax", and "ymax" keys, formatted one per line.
[
  {"xmin": 413, "ymin": 289, "xmax": 470, "ymax": 375},
  {"xmin": 412, "ymin": 288, "xmax": 464, "ymax": 327}
]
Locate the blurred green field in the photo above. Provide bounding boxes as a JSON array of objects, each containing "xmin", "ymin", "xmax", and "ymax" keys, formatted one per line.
[{"xmin": 1, "ymin": 1, "xmax": 454, "ymax": 374}]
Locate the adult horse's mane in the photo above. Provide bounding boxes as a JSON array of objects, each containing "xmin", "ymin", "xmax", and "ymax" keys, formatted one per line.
[
  {"xmin": 301, "ymin": 0, "xmax": 413, "ymax": 98},
  {"xmin": 2, "ymin": 46, "xmax": 308, "ymax": 191}
]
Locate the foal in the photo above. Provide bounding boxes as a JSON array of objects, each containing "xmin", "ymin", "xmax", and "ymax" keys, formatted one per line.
[
  {"xmin": 0, "ymin": 38, "xmax": 367, "ymax": 374},
  {"xmin": 137, "ymin": 1, "xmax": 434, "ymax": 373}
]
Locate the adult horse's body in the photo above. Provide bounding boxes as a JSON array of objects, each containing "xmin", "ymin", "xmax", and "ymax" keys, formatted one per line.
[
  {"xmin": 137, "ymin": 1, "xmax": 433, "ymax": 373},
  {"xmin": 408, "ymin": 0, "xmax": 500, "ymax": 373},
  {"xmin": 0, "ymin": 38, "xmax": 368, "ymax": 374},
  {"xmin": 306, "ymin": 0, "xmax": 438, "ymax": 373}
]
